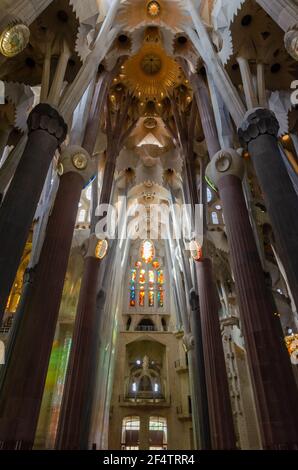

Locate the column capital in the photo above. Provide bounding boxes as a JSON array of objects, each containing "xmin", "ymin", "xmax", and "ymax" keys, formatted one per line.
[
  {"xmin": 27, "ymin": 103, "xmax": 67, "ymax": 145},
  {"xmin": 284, "ymin": 26, "xmax": 298, "ymax": 61},
  {"xmin": 57, "ymin": 145, "xmax": 96, "ymax": 186},
  {"xmin": 183, "ymin": 333, "xmax": 195, "ymax": 352},
  {"xmin": 238, "ymin": 108, "xmax": 279, "ymax": 148},
  {"xmin": 206, "ymin": 148, "xmax": 245, "ymax": 188}
]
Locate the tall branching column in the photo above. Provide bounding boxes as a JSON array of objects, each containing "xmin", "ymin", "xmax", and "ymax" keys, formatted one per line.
[
  {"xmin": 0, "ymin": 104, "xmax": 67, "ymax": 321},
  {"xmin": 0, "ymin": 146, "xmax": 94, "ymax": 449},
  {"xmin": 56, "ymin": 92, "xmax": 137, "ymax": 450},
  {"xmin": 239, "ymin": 109, "xmax": 298, "ymax": 314},
  {"xmin": 207, "ymin": 149, "xmax": 298, "ymax": 449},
  {"xmin": 169, "ymin": 95, "xmax": 236, "ymax": 449}
]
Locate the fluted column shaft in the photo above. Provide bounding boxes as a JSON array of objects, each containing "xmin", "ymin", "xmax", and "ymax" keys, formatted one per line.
[
  {"xmin": 195, "ymin": 259, "xmax": 236, "ymax": 450},
  {"xmin": 0, "ymin": 165, "xmax": 85, "ymax": 449},
  {"xmin": 0, "ymin": 104, "xmax": 67, "ymax": 321},
  {"xmin": 217, "ymin": 173, "xmax": 298, "ymax": 449},
  {"xmin": 188, "ymin": 293, "xmax": 211, "ymax": 449},
  {"xmin": 56, "ymin": 153, "xmax": 115, "ymax": 450},
  {"xmin": 55, "ymin": 251, "xmax": 102, "ymax": 450},
  {"xmin": 239, "ymin": 108, "xmax": 298, "ymax": 311}
]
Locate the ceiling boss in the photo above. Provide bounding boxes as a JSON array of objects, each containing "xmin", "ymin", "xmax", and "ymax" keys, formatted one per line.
[
  {"xmin": 121, "ymin": 27, "xmax": 186, "ymax": 102},
  {"xmin": 147, "ymin": 1, "xmax": 161, "ymax": 18}
]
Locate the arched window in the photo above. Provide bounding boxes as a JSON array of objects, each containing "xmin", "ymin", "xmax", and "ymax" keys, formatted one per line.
[
  {"xmin": 211, "ymin": 211, "xmax": 219, "ymax": 225},
  {"xmin": 207, "ymin": 187, "xmax": 212, "ymax": 203},
  {"xmin": 126, "ymin": 316, "xmax": 132, "ymax": 331},
  {"xmin": 161, "ymin": 318, "xmax": 167, "ymax": 332},
  {"xmin": 121, "ymin": 416, "xmax": 140, "ymax": 450},
  {"xmin": 149, "ymin": 416, "xmax": 167, "ymax": 450}
]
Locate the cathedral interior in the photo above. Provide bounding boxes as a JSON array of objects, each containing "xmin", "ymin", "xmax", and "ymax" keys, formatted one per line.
[{"xmin": 0, "ymin": 0, "xmax": 298, "ymax": 452}]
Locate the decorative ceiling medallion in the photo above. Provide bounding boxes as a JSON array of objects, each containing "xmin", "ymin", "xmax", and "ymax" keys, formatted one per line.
[
  {"xmin": 147, "ymin": 1, "xmax": 161, "ymax": 18},
  {"xmin": 117, "ymin": 0, "xmax": 190, "ymax": 34},
  {"xmin": 122, "ymin": 43, "xmax": 183, "ymax": 100},
  {"xmin": 284, "ymin": 29, "xmax": 298, "ymax": 61},
  {"xmin": 144, "ymin": 117, "xmax": 157, "ymax": 129},
  {"xmin": 95, "ymin": 239, "xmax": 108, "ymax": 260},
  {"xmin": 57, "ymin": 163, "xmax": 64, "ymax": 176},
  {"xmin": 215, "ymin": 152, "xmax": 232, "ymax": 173},
  {"xmin": 141, "ymin": 54, "xmax": 162, "ymax": 75},
  {"xmin": 72, "ymin": 153, "xmax": 88, "ymax": 170},
  {"xmin": 0, "ymin": 23, "xmax": 30, "ymax": 57}
]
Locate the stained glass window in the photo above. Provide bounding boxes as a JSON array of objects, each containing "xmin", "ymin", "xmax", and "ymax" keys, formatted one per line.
[
  {"xmin": 149, "ymin": 270, "xmax": 154, "ymax": 285},
  {"xmin": 157, "ymin": 270, "xmax": 164, "ymax": 285},
  {"xmin": 141, "ymin": 239, "xmax": 155, "ymax": 264},
  {"xmin": 129, "ymin": 258, "xmax": 165, "ymax": 309},
  {"xmin": 139, "ymin": 269, "xmax": 146, "ymax": 284},
  {"xmin": 149, "ymin": 290, "xmax": 154, "ymax": 307},
  {"xmin": 139, "ymin": 288, "xmax": 145, "ymax": 307},
  {"xmin": 130, "ymin": 269, "xmax": 136, "ymax": 307},
  {"xmin": 157, "ymin": 288, "xmax": 164, "ymax": 308}
]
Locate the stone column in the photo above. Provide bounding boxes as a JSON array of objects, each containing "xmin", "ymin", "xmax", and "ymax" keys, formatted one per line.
[
  {"xmin": 188, "ymin": 291, "xmax": 211, "ymax": 449},
  {"xmin": 55, "ymin": 240, "xmax": 106, "ymax": 450},
  {"xmin": 207, "ymin": 149, "xmax": 298, "ymax": 449},
  {"xmin": 195, "ymin": 258, "xmax": 236, "ymax": 450},
  {"xmin": 189, "ymin": 72, "xmax": 221, "ymax": 158},
  {"xmin": 0, "ymin": 146, "xmax": 94, "ymax": 449},
  {"xmin": 56, "ymin": 135, "xmax": 116, "ymax": 449},
  {"xmin": 236, "ymin": 57, "xmax": 259, "ymax": 110},
  {"xmin": 0, "ymin": 103, "xmax": 67, "ymax": 321},
  {"xmin": 238, "ymin": 108, "xmax": 298, "ymax": 312}
]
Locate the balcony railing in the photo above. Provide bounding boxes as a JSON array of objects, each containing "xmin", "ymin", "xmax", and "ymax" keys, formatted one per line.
[
  {"xmin": 119, "ymin": 393, "xmax": 171, "ymax": 406},
  {"xmin": 135, "ymin": 325, "xmax": 157, "ymax": 332}
]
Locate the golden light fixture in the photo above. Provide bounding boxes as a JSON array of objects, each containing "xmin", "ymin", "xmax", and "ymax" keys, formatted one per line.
[
  {"xmin": 147, "ymin": 1, "xmax": 161, "ymax": 17},
  {"xmin": 0, "ymin": 23, "xmax": 30, "ymax": 58}
]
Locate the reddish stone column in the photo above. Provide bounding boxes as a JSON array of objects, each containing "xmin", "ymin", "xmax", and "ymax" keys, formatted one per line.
[
  {"xmin": 56, "ymin": 157, "xmax": 115, "ymax": 449},
  {"xmin": 195, "ymin": 259, "xmax": 236, "ymax": 450},
  {"xmin": 183, "ymin": 135, "xmax": 235, "ymax": 449},
  {"xmin": 0, "ymin": 104, "xmax": 67, "ymax": 321},
  {"xmin": 207, "ymin": 149, "xmax": 298, "ymax": 449},
  {"xmin": 238, "ymin": 108, "xmax": 298, "ymax": 312},
  {"xmin": 55, "ymin": 240, "xmax": 104, "ymax": 450},
  {"xmin": 0, "ymin": 146, "xmax": 94, "ymax": 449}
]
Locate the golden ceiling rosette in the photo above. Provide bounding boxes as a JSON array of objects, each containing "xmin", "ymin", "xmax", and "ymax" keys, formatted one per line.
[
  {"xmin": 117, "ymin": 0, "xmax": 190, "ymax": 33},
  {"xmin": 121, "ymin": 42, "xmax": 184, "ymax": 101}
]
